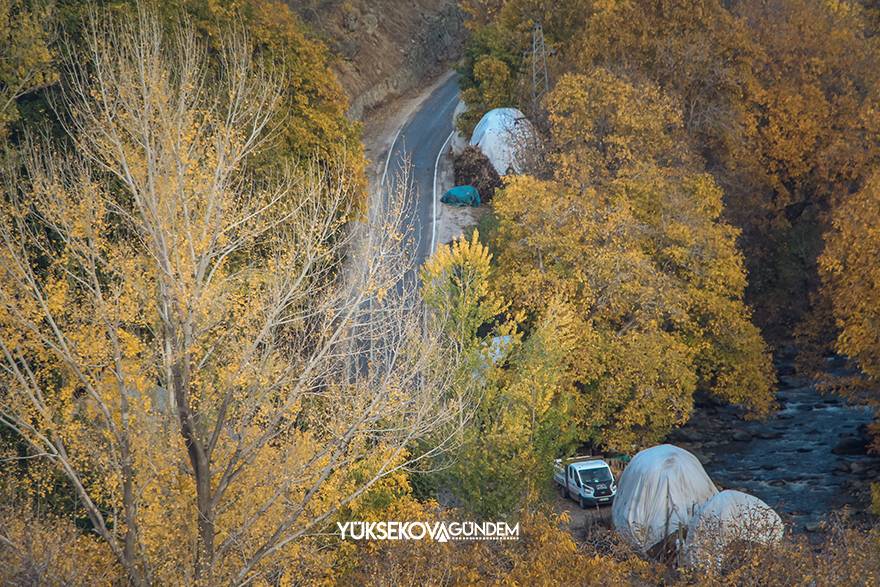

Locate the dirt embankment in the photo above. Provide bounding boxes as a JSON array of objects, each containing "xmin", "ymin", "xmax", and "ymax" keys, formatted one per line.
[{"xmin": 291, "ymin": 0, "xmax": 465, "ymax": 120}]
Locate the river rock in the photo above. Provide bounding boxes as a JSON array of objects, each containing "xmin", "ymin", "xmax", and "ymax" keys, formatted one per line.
[
  {"xmin": 777, "ymin": 363, "xmax": 797, "ymax": 377},
  {"xmin": 849, "ymin": 461, "xmax": 868, "ymax": 475},
  {"xmin": 668, "ymin": 428, "xmax": 698, "ymax": 443},
  {"xmin": 698, "ymin": 453, "xmax": 713, "ymax": 465},
  {"xmin": 832, "ymin": 436, "xmax": 868, "ymax": 456},
  {"xmin": 849, "ymin": 479, "xmax": 869, "ymax": 490},
  {"xmin": 732, "ymin": 430, "xmax": 752, "ymax": 442},
  {"xmin": 768, "ymin": 479, "xmax": 787, "ymax": 487},
  {"xmin": 777, "ymin": 374, "xmax": 798, "ymax": 387},
  {"xmin": 825, "ymin": 355, "xmax": 847, "ymax": 370}
]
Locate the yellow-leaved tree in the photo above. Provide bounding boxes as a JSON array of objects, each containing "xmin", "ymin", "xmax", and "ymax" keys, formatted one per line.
[
  {"xmin": 573, "ymin": 0, "xmax": 880, "ymax": 333},
  {"xmin": 0, "ymin": 0, "xmax": 57, "ymax": 139},
  {"xmin": 817, "ymin": 169, "xmax": 880, "ymax": 512},
  {"xmin": 0, "ymin": 6, "xmax": 463, "ymax": 584},
  {"xmin": 420, "ymin": 231, "xmax": 579, "ymax": 516},
  {"xmin": 489, "ymin": 70, "xmax": 774, "ymax": 450},
  {"xmin": 421, "ymin": 230, "xmax": 508, "ymax": 352},
  {"xmin": 818, "ymin": 171, "xmax": 880, "ymax": 400}
]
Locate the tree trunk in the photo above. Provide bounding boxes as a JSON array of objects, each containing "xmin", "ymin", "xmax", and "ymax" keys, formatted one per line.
[{"xmin": 172, "ymin": 360, "xmax": 214, "ymax": 580}]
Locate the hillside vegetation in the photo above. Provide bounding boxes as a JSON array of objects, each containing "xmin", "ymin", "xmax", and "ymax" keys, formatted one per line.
[
  {"xmin": 2, "ymin": 0, "xmax": 880, "ymax": 584},
  {"xmin": 457, "ymin": 0, "xmax": 880, "ymax": 468}
]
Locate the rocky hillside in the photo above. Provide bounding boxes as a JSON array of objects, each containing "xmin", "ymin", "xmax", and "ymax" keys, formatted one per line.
[{"xmin": 291, "ymin": 0, "xmax": 465, "ymax": 119}]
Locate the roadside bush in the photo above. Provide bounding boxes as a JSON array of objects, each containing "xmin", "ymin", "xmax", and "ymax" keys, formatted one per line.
[
  {"xmin": 679, "ymin": 519, "xmax": 880, "ymax": 586},
  {"xmin": 454, "ymin": 146, "xmax": 503, "ymax": 202},
  {"xmin": 340, "ymin": 509, "xmax": 661, "ymax": 586}
]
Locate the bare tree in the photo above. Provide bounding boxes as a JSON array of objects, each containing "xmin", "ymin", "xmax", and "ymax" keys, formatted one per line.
[{"xmin": 0, "ymin": 5, "xmax": 464, "ymax": 584}]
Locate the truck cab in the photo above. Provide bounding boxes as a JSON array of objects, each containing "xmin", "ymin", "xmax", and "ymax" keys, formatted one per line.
[{"xmin": 554, "ymin": 457, "xmax": 617, "ymax": 508}]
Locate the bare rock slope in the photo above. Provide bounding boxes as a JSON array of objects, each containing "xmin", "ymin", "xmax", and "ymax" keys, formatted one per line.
[{"xmin": 291, "ymin": 1, "xmax": 465, "ymax": 119}]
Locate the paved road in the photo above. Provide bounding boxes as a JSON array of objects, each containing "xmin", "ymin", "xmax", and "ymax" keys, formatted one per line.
[{"xmin": 379, "ymin": 74, "xmax": 460, "ymax": 266}]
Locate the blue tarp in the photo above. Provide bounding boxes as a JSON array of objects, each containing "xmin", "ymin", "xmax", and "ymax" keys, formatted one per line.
[{"xmin": 441, "ymin": 185, "xmax": 481, "ymax": 207}]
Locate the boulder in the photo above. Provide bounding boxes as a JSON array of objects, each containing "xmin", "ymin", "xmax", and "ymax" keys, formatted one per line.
[
  {"xmin": 832, "ymin": 436, "xmax": 868, "ymax": 456},
  {"xmin": 732, "ymin": 430, "xmax": 752, "ymax": 442},
  {"xmin": 849, "ymin": 461, "xmax": 867, "ymax": 475},
  {"xmin": 833, "ymin": 462, "xmax": 850, "ymax": 473}
]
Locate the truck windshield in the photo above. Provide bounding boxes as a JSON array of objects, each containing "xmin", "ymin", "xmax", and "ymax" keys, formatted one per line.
[{"xmin": 579, "ymin": 467, "xmax": 612, "ymax": 483}]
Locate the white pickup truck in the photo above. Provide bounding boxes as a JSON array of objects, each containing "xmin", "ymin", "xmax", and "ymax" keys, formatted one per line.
[{"xmin": 554, "ymin": 457, "xmax": 617, "ymax": 508}]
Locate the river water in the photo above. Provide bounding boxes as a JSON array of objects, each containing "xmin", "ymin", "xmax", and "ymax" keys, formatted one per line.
[{"xmin": 672, "ymin": 352, "xmax": 879, "ymax": 532}]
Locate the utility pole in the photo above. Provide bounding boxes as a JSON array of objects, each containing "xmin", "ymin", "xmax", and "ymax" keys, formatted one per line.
[{"xmin": 531, "ymin": 22, "xmax": 549, "ymax": 113}]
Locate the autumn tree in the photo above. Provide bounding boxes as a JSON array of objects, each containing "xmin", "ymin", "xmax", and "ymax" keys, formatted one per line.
[
  {"xmin": 2, "ymin": 0, "xmax": 365, "ymax": 204},
  {"xmin": 574, "ymin": 0, "xmax": 759, "ymax": 149},
  {"xmin": 171, "ymin": 0, "xmax": 367, "ymax": 192},
  {"xmin": 0, "ymin": 6, "xmax": 463, "ymax": 584},
  {"xmin": 568, "ymin": 0, "xmax": 880, "ymax": 334},
  {"xmin": 456, "ymin": 0, "xmax": 595, "ymax": 135},
  {"xmin": 456, "ymin": 0, "xmax": 525, "ymax": 134},
  {"xmin": 488, "ymin": 71, "xmax": 774, "ymax": 450},
  {"xmin": 545, "ymin": 68, "xmax": 695, "ymax": 188},
  {"xmin": 461, "ymin": 0, "xmax": 593, "ymax": 49},
  {"xmin": 420, "ymin": 231, "xmax": 579, "ymax": 516},
  {"xmin": 342, "ymin": 508, "xmax": 660, "ymax": 585},
  {"xmin": 0, "ymin": 501, "xmax": 120, "ymax": 585},
  {"xmin": 734, "ymin": 0, "xmax": 880, "ymax": 213},
  {"xmin": 0, "ymin": 0, "xmax": 56, "ymax": 139},
  {"xmin": 421, "ymin": 230, "xmax": 508, "ymax": 351},
  {"xmin": 817, "ymin": 172, "xmax": 880, "ymax": 397},
  {"xmin": 457, "ymin": 51, "xmax": 519, "ymax": 135},
  {"xmin": 730, "ymin": 0, "xmax": 880, "ymax": 331},
  {"xmin": 448, "ymin": 302, "xmax": 579, "ymax": 518}
]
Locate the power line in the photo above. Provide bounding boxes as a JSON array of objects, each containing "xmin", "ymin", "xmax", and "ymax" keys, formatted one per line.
[{"xmin": 531, "ymin": 22, "xmax": 549, "ymax": 112}]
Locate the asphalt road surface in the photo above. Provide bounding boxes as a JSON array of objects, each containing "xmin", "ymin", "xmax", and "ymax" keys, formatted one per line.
[{"xmin": 379, "ymin": 74, "xmax": 460, "ymax": 266}]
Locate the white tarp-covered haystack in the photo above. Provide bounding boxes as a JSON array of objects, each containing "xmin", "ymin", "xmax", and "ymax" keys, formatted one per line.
[
  {"xmin": 684, "ymin": 490, "xmax": 784, "ymax": 568},
  {"xmin": 612, "ymin": 444, "xmax": 718, "ymax": 553},
  {"xmin": 469, "ymin": 108, "xmax": 535, "ymax": 176}
]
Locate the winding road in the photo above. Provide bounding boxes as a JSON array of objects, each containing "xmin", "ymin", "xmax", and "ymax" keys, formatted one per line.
[{"xmin": 378, "ymin": 73, "xmax": 460, "ymax": 265}]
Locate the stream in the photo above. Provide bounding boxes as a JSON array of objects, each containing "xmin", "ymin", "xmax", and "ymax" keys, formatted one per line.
[{"xmin": 672, "ymin": 350, "xmax": 879, "ymax": 533}]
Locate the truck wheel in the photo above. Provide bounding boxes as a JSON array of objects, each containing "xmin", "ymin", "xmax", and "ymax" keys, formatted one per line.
[
  {"xmin": 580, "ymin": 497, "xmax": 588, "ymax": 509},
  {"xmin": 558, "ymin": 484, "xmax": 565, "ymax": 498}
]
